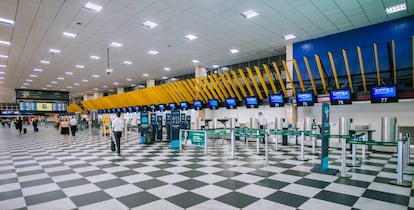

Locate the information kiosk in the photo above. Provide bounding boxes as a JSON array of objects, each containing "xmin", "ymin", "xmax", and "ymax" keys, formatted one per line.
[
  {"xmin": 170, "ymin": 110, "xmax": 181, "ymax": 149},
  {"xmin": 156, "ymin": 115, "xmax": 163, "ymax": 141},
  {"xmin": 140, "ymin": 111, "xmax": 149, "ymax": 144},
  {"xmin": 166, "ymin": 113, "xmax": 171, "ymax": 141},
  {"xmin": 150, "ymin": 113, "xmax": 157, "ymax": 141}
]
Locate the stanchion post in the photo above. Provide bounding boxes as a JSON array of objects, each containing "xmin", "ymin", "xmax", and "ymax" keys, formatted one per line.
[
  {"xmin": 297, "ymin": 131, "xmax": 308, "ymax": 161},
  {"xmin": 390, "ymin": 138, "xmax": 411, "ymax": 186},
  {"xmin": 256, "ymin": 129, "xmax": 260, "ymax": 154},
  {"xmin": 340, "ymin": 136, "xmax": 351, "ymax": 177},
  {"xmin": 265, "ymin": 129, "xmax": 269, "ymax": 165},
  {"xmin": 231, "ymin": 130, "xmax": 235, "ymax": 159},
  {"xmin": 403, "ymin": 133, "xmax": 413, "ymax": 174},
  {"xmin": 311, "ymin": 130, "xmax": 316, "ymax": 154}
]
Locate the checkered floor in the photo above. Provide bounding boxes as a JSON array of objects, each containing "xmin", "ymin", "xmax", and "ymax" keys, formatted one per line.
[{"xmin": 0, "ymin": 125, "xmax": 413, "ymax": 210}]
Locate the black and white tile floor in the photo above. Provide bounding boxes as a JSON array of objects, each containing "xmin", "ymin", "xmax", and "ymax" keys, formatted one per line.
[{"xmin": 0, "ymin": 125, "xmax": 413, "ymax": 209}]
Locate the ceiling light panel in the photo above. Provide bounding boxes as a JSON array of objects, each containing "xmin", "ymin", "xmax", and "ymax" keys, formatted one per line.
[
  {"xmin": 283, "ymin": 34, "xmax": 296, "ymax": 40},
  {"xmin": 90, "ymin": 55, "xmax": 100, "ymax": 60},
  {"xmin": 51, "ymin": 81, "xmax": 57, "ymax": 84},
  {"xmin": 0, "ymin": 40, "xmax": 10, "ymax": 46},
  {"xmin": 141, "ymin": 21, "xmax": 157, "ymax": 29},
  {"xmin": 26, "ymin": 79, "xmax": 33, "ymax": 82},
  {"xmin": 229, "ymin": 49, "xmax": 239, "ymax": 54},
  {"xmin": 0, "ymin": 71, "xmax": 5, "ymax": 74},
  {"xmin": 29, "ymin": 74, "xmax": 37, "ymax": 77},
  {"xmin": 0, "ymin": 55, "xmax": 8, "ymax": 59},
  {"xmin": 122, "ymin": 61, "xmax": 132, "ymax": 65},
  {"xmin": 33, "ymin": 68, "xmax": 43, "ymax": 72},
  {"xmin": 110, "ymin": 42, "xmax": 122, "ymax": 47},
  {"xmin": 241, "ymin": 9, "xmax": 258, "ymax": 19},
  {"xmin": 0, "ymin": 17, "xmax": 14, "ymax": 26},
  {"xmin": 75, "ymin": 65, "xmax": 85, "ymax": 68},
  {"xmin": 113, "ymin": 82, "xmax": 119, "ymax": 85},
  {"xmin": 82, "ymin": 79, "xmax": 88, "ymax": 82},
  {"xmin": 185, "ymin": 34, "xmax": 198, "ymax": 40},
  {"xmin": 65, "ymin": 72, "xmax": 73, "ymax": 75},
  {"xmin": 40, "ymin": 60, "xmax": 50, "ymax": 64},
  {"xmin": 192, "ymin": 60, "xmax": 200, "ymax": 63},
  {"xmin": 142, "ymin": 73, "xmax": 149, "ymax": 77},
  {"xmin": 386, "ymin": 3, "xmax": 407, "ymax": 14},
  {"xmin": 163, "ymin": 67, "xmax": 171, "ymax": 71},
  {"xmin": 74, "ymin": 83, "xmax": 80, "ymax": 86},
  {"xmin": 212, "ymin": 65, "xmax": 219, "ymax": 68},
  {"xmin": 57, "ymin": 77, "xmax": 64, "ymax": 80},
  {"xmin": 92, "ymin": 74, "xmax": 100, "ymax": 78},
  {"xmin": 147, "ymin": 50, "xmax": 158, "ymax": 55},
  {"xmin": 84, "ymin": 2, "xmax": 103, "ymax": 12},
  {"xmin": 0, "ymin": 64, "xmax": 6, "ymax": 68},
  {"xmin": 62, "ymin": 32, "xmax": 77, "ymax": 38},
  {"xmin": 49, "ymin": 49, "xmax": 61, "ymax": 54}
]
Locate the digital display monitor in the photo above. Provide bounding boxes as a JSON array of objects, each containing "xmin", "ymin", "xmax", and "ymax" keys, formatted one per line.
[
  {"xmin": 208, "ymin": 99, "xmax": 218, "ymax": 109},
  {"xmin": 149, "ymin": 104, "xmax": 156, "ymax": 112},
  {"xmin": 135, "ymin": 106, "xmax": 140, "ymax": 112},
  {"xmin": 158, "ymin": 104, "xmax": 166, "ymax": 111},
  {"xmin": 245, "ymin": 96, "xmax": 258, "ymax": 108},
  {"xmin": 116, "ymin": 108, "xmax": 121, "ymax": 113},
  {"xmin": 107, "ymin": 109, "xmax": 111, "ymax": 113},
  {"xmin": 193, "ymin": 100, "xmax": 202, "ymax": 110},
  {"xmin": 141, "ymin": 116, "xmax": 148, "ymax": 124},
  {"xmin": 128, "ymin": 107, "xmax": 133, "ymax": 113},
  {"xmin": 168, "ymin": 103, "xmax": 176, "ymax": 110},
  {"xmin": 371, "ymin": 85, "xmax": 398, "ymax": 103},
  {"xmin": 180, "ymin": 102, "xmax": 188, "ymax": 110},
  {"xmin": 36, "ymin": 103, "xmax": 53, "ymax": 111},
  {"xmin": 330, "ymin": 89, "xmax": 352, "ymax": 105},
  {"xmin": 225, "ymin": 98, "xmax": 237, "ymax": 109},
  {"xmin": 121, "ymin": 107, "xmax": 126, "ymax": 113},
  {"xmin": 98, "ymin": 110, "xmax": 103, "ymax": 114},
  {"xmin": 141, "ymin": 106, "xmax": 148, "ymax": 112},
  {"xmin": 296, "ymin": 92, "xmax": 314, "ymax": 106},
  {"xmin": 52, "ymin": 103, "xmax": 67, "ymax": 112},
  {"xmin": 112, "ymin": 108, "xmax": 116, "ymax": 113},
  {"xmin": 269, "ymin": 94, "xmax": 284, "ymax": 107}
]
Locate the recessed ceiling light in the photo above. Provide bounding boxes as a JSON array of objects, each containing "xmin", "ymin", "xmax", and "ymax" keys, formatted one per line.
[
  {"xmin": 62, "ymin": 32, "xmax": 77, "ymax": 38},
  {"xmin": 26, "ymin": 79, "xmax": 33, "ymax": 82},
  {"xmin": 142, "ymin": 73, "xmax": 149, "ymax": 77},
  {"xmin": 229, "ymin": 49, "xmax": 239, "ymax": 54},
  {"xmin": 185, "ymin": 34, "xmax": 198, "ymax": 40},
  {"xmin": 20, "ymin": 86, "xmax": 27, "ymax": 89},
  {"xmin": 109, "ymin": 89, "xmax": 114, "ymax": 92},
  {"xmin": 60, "ymin": 89, "xmax": 66, "ymax": 91},
  {"xmin": 283, "ymin": 34, "xmax": 296, "ymax": 40},
  {"xmin": 34, "ymin": 68, "xmax": 43, "ymax": 72},
  {"xmin": 82, "ymin": 79, "xmax": 88, "ymax": 82},
  {"xmin": 171, "ymin": 78, "xmax": 177, "ymax": 81},
  {"xmin": 386, "ymin": 3, "xmax": 407, "ymax": 14},
  {"xmin": 109, "ymin": 42, "xmax": 122, "ymax": 47},
  {"xmin": 29, "ymin": 74, "xmax": 37, "ymax": 78},
  {"xmin": 83, "ymin": 2, "xmax": 103, "ymax": 12},
  {"xmin": 138, "ymin": 85, "xmax": 145, "ymax": 88},
  {"xmin": 0, "ymin": 64, "xmax": 6, "ymax": 68},
  {"xmin": 42, "ymin": 87, "xmax": 47, "ymax": 90},
  {"xmin": 0, "ymin": 77, "xmax": 4, "ymax": 80},
  {"xmin": 163, "ymin": 67, "xmax": 171, "ymax": 71},
  {"xmin": 141, "ymin": 21, "xmax": 157, "ymax": 29},
  {"xmin": 106, "ymin": 69, "xmax": 113, "ymax": 73},
  {"xmin": 74, "ymin": 83, "xmax": 80, "ymax": 86},
  {"xmin": 90, "ymin": 55, "xmax": 100, "ymax": 60},
  {"xmin": 22, "ymin": 83, "xmax": 30, "ymax": 86},
  {"xmin": 192, "ymin": 59, "xmax": 200, "ymax": 64},
  {"xmin": 212, "ymin": 65, "xmax": 219, "ymax": 68},
  {"xmin": 92, "ymin": 74, "xmax": 100, "ymax": 78},
  {"xmin": 126, "ymin": 78, "xmax": 132, "ymax": 81},
  {"xmin": 67, "ymin": 86, "xmax": 72, "ymax": 89},
  {"xmin": 0, "ymin": 55, "xmax": 8, "ymax": 59},
  {"xmin": 75, "ymin": 65, "xmax": 85, "ymax": 69},
  {"xmin": 102, "ymin": 85, "xmax": 108, "ymax": 88},
  {"xmin": 65, "ymin": 72, "xmax": 73, "ymax": 75},
  {"xmin": 49, "ymin": 49, "xmax": 61, "ymax": 54},
  {"xmin": 46, "ymin": 84, "xmax": 52, "ymax": 87},
  {"xmin": 57, "ymin": 77, "xmax": 64, "ymax": 80},
  {"xmin": 51, "ymin": 81, "xmax": 58, "ymax": 84},
  {"xmin": 94, "ymin": 88, "xmax": 99, "ymax": 91},
  {"xmin": 122, "ymin": 61, "xmax": 132, "ymax": 65},
  {"xmin": 0, "ymin": 71, "xmax": 5, "ymax": 75},
  {"xmin": 0, "ymin": 40, "xmax": 10, "ymax": 46},
  {"xmin": 147, "ymin": 50, "xmax": 158, "ymax": 55},
  {"xmin": 113, "ymin": 82, "xmax": 119, "ymax": 85},
  {"xmin": 241, "ymin": 9, "xmax": 258, "ymax": 19},
  {"xmin": 161, "ymin": 76, "xmax": 168, "ymax": 79},
  {"xmin": 130, "ymin": 84, "xmax": 136, "ymax": 87},
  {"xmin": 0, "ymin": 17, "xmax": 14, "ymax": 26},
  {"xmin": 40, "ymin": 60, "xmax": 50, "ymax": 64}
]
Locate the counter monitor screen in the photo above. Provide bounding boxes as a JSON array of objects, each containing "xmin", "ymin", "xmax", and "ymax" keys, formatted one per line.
[
  {"xmin": 149, "ymin": 104, "xmax": 156, "ymax": 112},
  {"xmin": 296, "ymin": 92, "xmax": 314, "ymax": 106},
  {"xmin": 180, "ymin": 102, "xmax": 188, "ymax": 110},
  {"xmin": 98, "ymin": 110, "xmax": 103, "ymax": 114},
  {"xmin": 330, "ymin": 89, "xmax": 352, "ymax": 105},
  {"xmin": 122, "ymin": 107, "xmax": 127, "ymax": 113},
  {"xmin": 158, "ymin": 104, "xmax": 166, "ymax": 111},
  {"xmin": 128, "ymin": 107, "xmax": 133, "ymax": 113},
  {"xmin": 269, "ymin": 94, "xmax": 284, "ymax": 107},
  {"xmin": 245, "ymin": 96, "xmax": 258, "ymax": 108},
  {"xmin": 116, "ymin": 108, "xmax": 121, "ymax": 113},
  {"xmin": 168, "ymin": 103, "xmax": 176, "ymax": 110},
  {"xmin": 371, "ymin": 85, "xmax": 398, "ymax": 103},
  {"xmin": 193, "ymin": 100, "xmax": 202, "ymax": 110},
  {"xmin": 225, "ymin": 98, "xmax": 237, "ymax": 109},
  {"xmin": 134, "ymin": 106, "xmax": 140, "ymax": 112},
  {"xmin": 208, "ymin": 99, "xmax": 218, "ymax": 109}
]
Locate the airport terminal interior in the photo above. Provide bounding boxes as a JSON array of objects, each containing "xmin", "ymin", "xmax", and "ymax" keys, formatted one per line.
[{"xmin": 1, "ymin": 0, "xmax": 414, "ymax": 209}]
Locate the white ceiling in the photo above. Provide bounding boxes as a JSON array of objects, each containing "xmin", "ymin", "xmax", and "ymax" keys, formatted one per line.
[{"xmin": 0, "ymin": 0, "xmax": 412, "ymax": 98}]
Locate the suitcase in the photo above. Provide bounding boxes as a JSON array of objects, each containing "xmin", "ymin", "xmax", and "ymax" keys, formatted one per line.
[
  {"xmin": 110, "ymin": 140, "xmax": 116, "ymax": 151},
  {"xmin": 23, "ymin": 128, "xmax": 27, "ymax": 134}
]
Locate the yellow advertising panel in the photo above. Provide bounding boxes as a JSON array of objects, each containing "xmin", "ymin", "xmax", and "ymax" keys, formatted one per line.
[{"xmin": 36, "ymin": 103, "xmax": 53, "ymax": 111}]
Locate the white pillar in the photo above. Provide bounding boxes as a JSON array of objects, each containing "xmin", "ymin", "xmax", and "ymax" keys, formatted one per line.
[
  {"xmin": 146, "ymin": 79, "xmax": 155, "ymax": 88},
  {"xmin": 285, "ymin": 43, "xmax": 297, "ymax": 128},
  {"xmin": 117, "ymin": 87, "xmax": 124, "ymax": 94}
]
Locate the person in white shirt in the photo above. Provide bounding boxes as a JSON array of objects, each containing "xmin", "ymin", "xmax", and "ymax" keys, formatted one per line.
[
  {"xmin": 69, "ymin": 117, "xmax": 78, "ymax": 137},
  {"xmin": 112, "ymin": 112, "xmax": 124, "ymax": 156}
]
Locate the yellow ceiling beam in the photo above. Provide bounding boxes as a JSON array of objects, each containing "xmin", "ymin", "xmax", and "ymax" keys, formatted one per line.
[
  {"xmin": 281, "ymin": 60, "xmax": 296, "ymax": 95},
  {"xmin": 292, "ymin": 59, "xmax": 306, "ymax": 92},
  {"xmin": 263, "ymin": 64, "xmax": 278, "ymax": 94},
  {"xmin": 238, "ymin": 68, "xmax": 254, "ymax": 96},
  {"xmin": 226, "ymin": 72, "xmax": 243, "ymax": 100},
  {"xmin": 246, "ymin": 67, "xmax": 263, "ymax": 99},
  {"xmin": 219, "ymin": 73, "xmax": 236, "ymax": 98},
  {"xmin": 212, "ymin": 74, "xmax": 229, "ymax": 98},
  {"xmin": 208, "ymin": 75, "xmax": 225, "ymax": 102},
  {"xmin": 328, "ymin": 52, "xmax": 340, "ymax": 89},
  {"xmin": 271, "ymin": 62, "xmax": 288, "ymax": 97},
  {"xmin": 253, "ymin": 66, "xmax": 269, "ymax": 97},
  {"xmin": 342, "ymin": 49, "xmax": 354, "ymax": 93},
  {"xmin": 303, "ymin": 57, "xmax": 318, "ymax": 96}
]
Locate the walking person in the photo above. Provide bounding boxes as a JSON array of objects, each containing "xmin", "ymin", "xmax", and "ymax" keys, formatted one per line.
[
  {"xmin": 59, "ymin": 117, "xmax": 70, "ymax": 142},
  {"xmin": 16, "ymin": 117, "xmax": 23, "ymax": 134},
  {"xmin": 111, "ymin": 112, "xmax": 124, "ymax": 157},
  {"xmin": 70, "ymin": 117, "xmax": 78, "ymax": 137}
]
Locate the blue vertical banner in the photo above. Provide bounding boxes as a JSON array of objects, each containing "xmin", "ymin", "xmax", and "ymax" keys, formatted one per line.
[{"xmin": 311, "ymin": 102, "xmax": 338, "ymax": 175}]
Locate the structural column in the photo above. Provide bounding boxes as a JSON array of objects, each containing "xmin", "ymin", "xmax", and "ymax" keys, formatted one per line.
[
  {"xmin": 146, "ymin": 79, "xmax": 155, "ymax": 88},
  {"xmin": 195, "ymin": 65, "xmax": 206, "ymax": 126},
  {"xmin": 285, "ymin": 43, "xmax": 297, "ymax": 127},
  {"xmin": 117, "ymin": 87, "xmax": 124, "ymax": 94}
]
